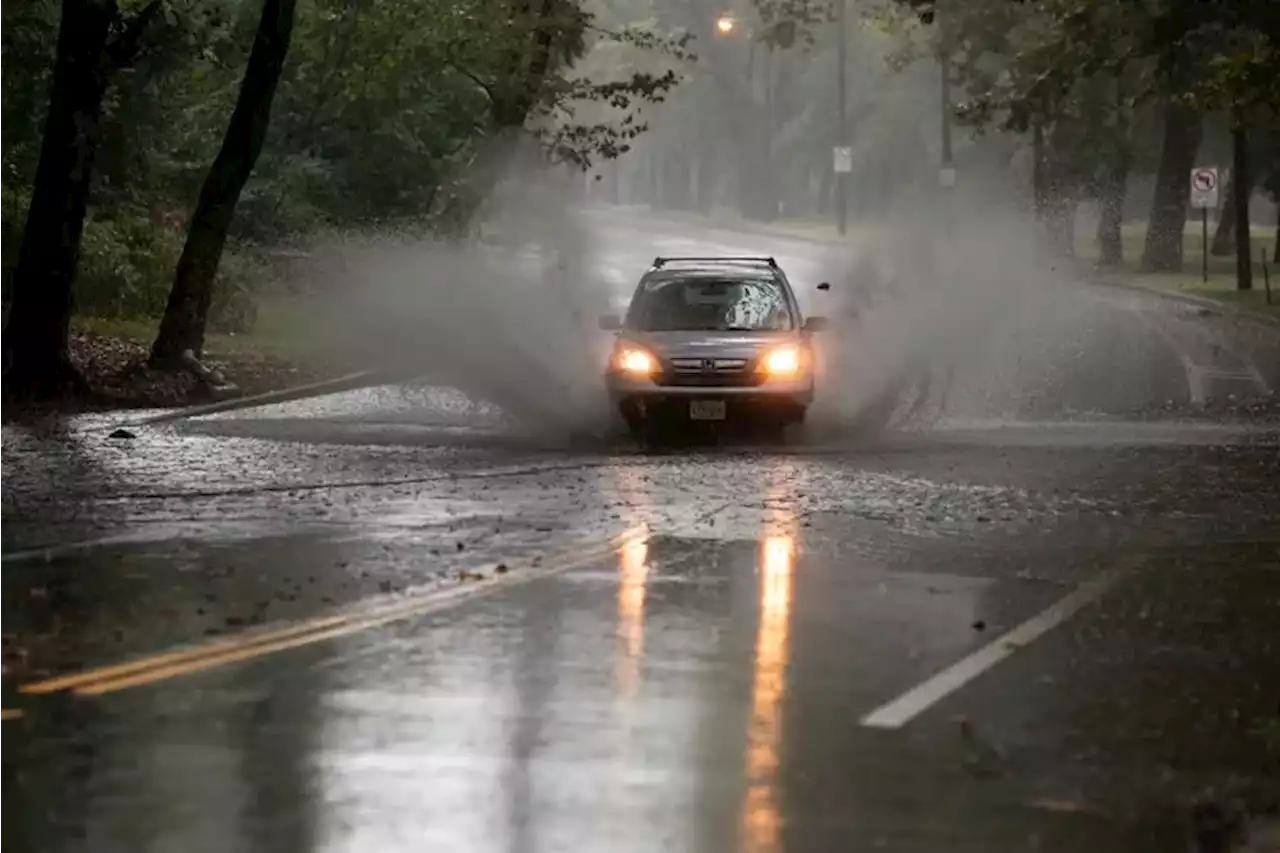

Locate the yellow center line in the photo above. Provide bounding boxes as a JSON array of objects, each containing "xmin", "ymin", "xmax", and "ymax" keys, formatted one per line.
[
  {"xmin": 2, "ymin": 708, "xmax": 25, "ymax": 721},
  {"xmin": 21, "ymin": 528, "xmax": 646, "ymax": 697},
  {"xmin": 21, "ymin": 613, "xmax": 357, "ymax": 695}
]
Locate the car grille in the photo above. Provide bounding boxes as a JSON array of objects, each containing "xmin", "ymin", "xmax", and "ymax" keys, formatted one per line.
[{"xmin": 656, "ymin": 357, "xmax": 765, "ymax": 388}]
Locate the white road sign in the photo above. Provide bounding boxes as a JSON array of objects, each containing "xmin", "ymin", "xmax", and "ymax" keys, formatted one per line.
[
  {"xmin": 1190, "ymin": 167, "xmax": 1219, "ymax": 209},
  {"xmin": 833, "ymin": 146, "xmax": 853, "ymax": 174}
]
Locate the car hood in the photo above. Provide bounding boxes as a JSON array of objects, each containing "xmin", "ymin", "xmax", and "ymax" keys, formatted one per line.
[{"xmin": 622, "ymin": 330, "xmax": 798, "ymax": 359}]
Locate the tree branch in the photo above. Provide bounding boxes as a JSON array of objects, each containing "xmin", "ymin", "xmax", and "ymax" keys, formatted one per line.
[{"xmin": 448, "ymin": 62, "xmax": 499, "ymax": 106}]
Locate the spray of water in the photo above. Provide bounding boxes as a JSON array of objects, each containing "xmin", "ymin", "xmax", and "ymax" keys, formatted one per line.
[
  {"xmin": 800, "ymin": 181, "xmax": 1134, "ymax": 438},
  {"xmin": 274, "ymin": 28, "xmax": 1148, "ymax": 444},
  {"xmin": 281, "ymin": 166, "xmax": 1132, "ymax": 445},
  {"xmin": 293, "ymin": 162, "xmax": 622, "ymax": 440}
]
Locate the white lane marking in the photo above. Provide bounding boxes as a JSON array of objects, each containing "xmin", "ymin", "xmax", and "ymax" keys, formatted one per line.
[
  {"xmin": 860, "ymin": 564, "xmax": 1135, "ymax": 729},
  {"xmin": 1124, "ymin": 301, "xmax": 1271, "ymax": 403},
  {"xmin": 1118, "ymin": 304, "xmax": 1207, "ymax": 405}
]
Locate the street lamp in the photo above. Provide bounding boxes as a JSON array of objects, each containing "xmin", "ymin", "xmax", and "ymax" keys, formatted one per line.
[{"xmin": 715, "ymin": 14, "xmax": 736, "ymax": 35}]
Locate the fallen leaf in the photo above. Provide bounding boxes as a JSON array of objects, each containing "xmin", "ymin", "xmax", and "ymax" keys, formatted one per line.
[{"xmin": 1025, "ymin": 798, "xmax": 1105, "ymax": 816}]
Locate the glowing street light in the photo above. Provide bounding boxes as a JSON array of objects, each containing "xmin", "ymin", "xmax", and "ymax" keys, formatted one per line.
[{"xmin": 715, "ymin": 14, "xmax": 736, "ymax": 35}]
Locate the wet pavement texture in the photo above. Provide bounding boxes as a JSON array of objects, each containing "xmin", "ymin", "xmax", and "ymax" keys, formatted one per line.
[{"xmin": 5, "ymin": 217, "xmax": 1280, "ymax": 852}]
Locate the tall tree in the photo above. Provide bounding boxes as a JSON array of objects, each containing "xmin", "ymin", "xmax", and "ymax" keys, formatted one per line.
[
  {"xmin": 431, "ymin": 0, "xmax": 685, "ymax": 236},
  {"xmin": 1140, "ymin": 99, "xmax": 1202, "ymax": 272},
  {"xmin": 1229, "ymin": 115, "xmax": 1252, "ymax": 290},
  {"xmin": 1210, "ymin": 167, "xmax": 1244, "ymax": 257},
  {"xmin": 2, "ymin": 0, "xmax": 159, "ymax": 399},
  {"xmin": 150, "ymin": 0, "xmax": 297, "ymax": 365},
  {"xmin": 1094, "ymin": 73, "xmax": 1132, "ymax": 268}
]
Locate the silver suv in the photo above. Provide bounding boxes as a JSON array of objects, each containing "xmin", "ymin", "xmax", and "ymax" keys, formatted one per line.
[{"xmin": 599, "ymin": 256, "xmax": 829, "ymax": 441}]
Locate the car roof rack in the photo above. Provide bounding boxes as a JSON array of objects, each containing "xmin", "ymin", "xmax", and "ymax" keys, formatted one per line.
[{"xmin": 651, "ymin": 256, "xmax": 778, "ymax": 270}]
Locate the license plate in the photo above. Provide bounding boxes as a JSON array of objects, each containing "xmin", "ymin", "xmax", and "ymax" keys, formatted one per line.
[{"xmin": 689, "ymin": 400, "xmax": 727, "ymax": 421}]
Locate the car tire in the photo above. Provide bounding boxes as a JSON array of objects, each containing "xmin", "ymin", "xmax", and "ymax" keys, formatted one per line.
[
  {"xmin": 626, "ymin": 417, "xmax": 660, "ymax": 449},
  {"xmin": 757, "ymin": 419, "xmax": 789, "ymax": 446}
]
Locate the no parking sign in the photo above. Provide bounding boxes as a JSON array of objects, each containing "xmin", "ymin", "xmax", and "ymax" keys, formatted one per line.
[{"xmin": 1190, "ymin": 167, "xmax": 1219, "ymax": 209}]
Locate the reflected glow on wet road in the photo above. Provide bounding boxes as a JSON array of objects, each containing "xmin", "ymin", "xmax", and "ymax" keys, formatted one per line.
[
  {"xmin": 616, "ymin": 535, "xmax": 649, "ymax": 701},
  {"xmin": 613, "ymin": 466, "xmax": 653, "ymax": 702},
  {"xmin": 741, "ymin": 469, "xmax": 798, "ymax": 853},
  {"xmin": 741, "ymin": 533, "xmax": 794, "ymax": 853}
]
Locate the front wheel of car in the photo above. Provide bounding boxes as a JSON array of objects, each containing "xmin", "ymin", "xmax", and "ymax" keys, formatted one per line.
[
  {"xmin": 753, "ymin": 419, "xmax": 788, "ymax": 446},
  {"xmin": 625, "ymin": 416, "xmax": 659, "ymax": 449}
]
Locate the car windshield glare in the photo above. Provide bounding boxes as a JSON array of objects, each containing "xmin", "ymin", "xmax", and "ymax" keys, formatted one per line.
[{"xmin": 625, "ymin": 276, "xmax": 795, "ymax": 332}]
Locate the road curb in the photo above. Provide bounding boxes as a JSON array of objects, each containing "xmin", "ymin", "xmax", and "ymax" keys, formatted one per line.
[{"xmin": 1088, "ymin": 275, "xmax": 1280, "ymax": 329}]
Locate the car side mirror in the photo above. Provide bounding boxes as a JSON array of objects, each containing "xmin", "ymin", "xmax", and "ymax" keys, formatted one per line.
[
  {"xmin": 816, "ymin": 282, "xmax": 831, "ymax": 292},
  {"xmin": 598, "ymin": 314, "xmax": 622, "ymax": 331},
  {"xmin": 803, "ymin": 316, "xmax": 829, "ymax": 332}
]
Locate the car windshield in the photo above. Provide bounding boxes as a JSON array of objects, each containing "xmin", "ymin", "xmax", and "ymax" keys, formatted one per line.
[{"xmin": 625, "ymin": 276, "xmax": 795, "ymax": 332}]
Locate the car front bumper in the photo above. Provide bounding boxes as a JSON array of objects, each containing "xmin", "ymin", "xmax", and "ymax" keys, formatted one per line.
[{"xmin": 606, "ymin": 372, "xmax": 814, "ymax": 423}]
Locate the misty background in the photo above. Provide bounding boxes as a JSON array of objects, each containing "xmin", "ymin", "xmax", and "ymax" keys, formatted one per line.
[{"xmin": 3, "ymin": 0, "xmax": 1277, "ymax": 426}]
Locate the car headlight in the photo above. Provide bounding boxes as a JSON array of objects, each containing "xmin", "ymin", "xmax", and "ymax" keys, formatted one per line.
[
  {"xmin": 761, "ymin": 345, "xmax": 802, "ymax": 377},
  {"xmin": 613, "ymin": 344, "xmax": 656, "ymax": 376}
]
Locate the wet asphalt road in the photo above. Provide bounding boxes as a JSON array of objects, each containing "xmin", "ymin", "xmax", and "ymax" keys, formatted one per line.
[{"xmin": 4, "ymin": 215, "xmax": 1280, "ymax": 852}]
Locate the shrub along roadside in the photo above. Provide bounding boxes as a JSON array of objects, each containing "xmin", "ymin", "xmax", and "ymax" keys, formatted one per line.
[
  {"xmin": 2, "ymin": 184, "xmax": 260, "ymax": 334},
  {"xmin": 2, "ymin": 185, "xmax": 332, "ymax": 413}
]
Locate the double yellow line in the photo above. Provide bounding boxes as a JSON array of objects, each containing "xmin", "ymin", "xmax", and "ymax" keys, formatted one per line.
[{"xmin": 19, "ymin": 527, "xmax": 647, "ymax": 698}]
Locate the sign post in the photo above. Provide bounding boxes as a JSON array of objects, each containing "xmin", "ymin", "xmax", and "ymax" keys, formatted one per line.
[{"xmin": 1189, "ymin": 167, "xmax": 1219, "ymax": 283}]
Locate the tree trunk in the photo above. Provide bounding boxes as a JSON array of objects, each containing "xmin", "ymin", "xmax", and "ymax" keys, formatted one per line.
[
  {"xmin": 1141, "ymin": 100, "xmax": 1202, "ymax": 272},
  {"xmin": 2, "ymin": 0, "xmax": 116, "ymax": 399},
  {"xmin": 1039, "ymin": 117, "xmax": 1079, "ymax": 257},
  {"xmin": 1044, "ymin": 198, "xmax": 1077, "ymax": 257},
  {"xmin": 1096, "ymin": 175, "xmax": 1126, "ymax": 267},
  {"xmin": 1095, "ymin": 75, "xmax": 1130, "ymax": 268},
  {"xmin": 150, "ymin": 0, "xmax": 297, "ymax": 365},
  {"xmin": 1274, "ymin": 203, "xmax": 1279, "ymax": 265},
  {"xmin": 661, "ymin": 152, "xmax": 692, "ymax": 210},
  {"xmin": 694, "ymin": 145, "xmax": 717, "ymax": 214},
  {"xmin": 1031, "ymin": 117, "xmax": 1048, "ymax": 223},
  {"xmin": 1210, "ymin": 170, "xmax": 1238, "ymax": 256},
  {"xmin": 1090, "ymin": 153, "xmax": 1131, "ymax": 266},
  {"xmin": 816, "ymin": 163, "xmax": 832, "ymax": 217},
  {"xmin": 1231, "ymin": 122, "xmax": 1252, "ymax": 291}
]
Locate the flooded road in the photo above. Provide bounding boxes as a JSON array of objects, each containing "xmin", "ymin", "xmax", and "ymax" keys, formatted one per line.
[{"xmin": 4, "ymin": 215, "xmax": 1280, "ymax": 852}]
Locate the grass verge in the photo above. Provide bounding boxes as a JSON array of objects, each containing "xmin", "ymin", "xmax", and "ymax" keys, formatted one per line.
[{"xmin": 1079, "ymin": 224, "xmax": 1280, "ymax": 321}]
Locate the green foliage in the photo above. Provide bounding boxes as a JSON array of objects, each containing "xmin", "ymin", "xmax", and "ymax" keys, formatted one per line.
[
  {"xmin": 1, "ymin": 1, "xmax": 59, "ymax": 188},
  {"xmin": 2, "ymin": 0, "xmax": 693, "ymax": 331},
  {"xmin": 75, "ymin": 212, "xmax": 257, "ymax": 331},
  {"xmin": 2, "ymin": 183, "xmax": 256, "ymax": 329}
]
